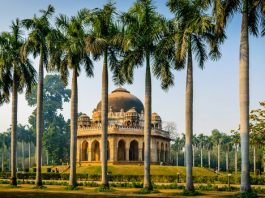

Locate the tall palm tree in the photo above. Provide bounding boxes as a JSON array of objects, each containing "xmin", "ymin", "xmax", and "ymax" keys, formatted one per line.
[
  {"xmin": 211, "ymin": 129, "xmax": 222, "ymax": 171},
  {"xmin": 211, "ymin": 0, "xmax": 265, "ymax": 192},
  {"xmin": 0, "ymin": 19, "xmax": 36, "ymax": 185},
  {"xmin": 87, "ymin": 3, "xmax": 122, "ymax": 187},
  {"xmin": 167, "ymin": 0, "xmax": 223, "ymax": 191},
  {"xmin": 231, "ymin": 129, "xmax": 240, "ymax": 173},
  {"xmin": 21, "ymin": 5, "xmax": 54, "ymax": 187},
  {"xmin": 206, "ymin": 136, "xmax": 214, "ymax": 168},
  {"xmin": 221, "ymin": 134, "xmax": 232, "ymax": 172},
  {"xmin": 50, "ymin": 9, "xmax": 94, "ymax": 187},
  {"xmin": 120, "ymin": 0, "xmax": 174, "ymax": 190},
  {"xmin": 197, "ymin": 134, "xmax": 207, "ymax": 168},
  {"xmin": 173, "ymin": 136, "xmax": 185, "ymax": 166}
]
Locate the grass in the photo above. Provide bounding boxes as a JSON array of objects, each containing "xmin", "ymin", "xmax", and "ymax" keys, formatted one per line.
[
  {"xmin": 41, "ymin": 165, "xmax": 223, "ymax": 177},
  {"xmin": 95, "ymin": 185, "xmax": 115, "ymax": 192},
  {"xmin": 135, "ymin": 188, "xmax": 160, "ymax": 194}
]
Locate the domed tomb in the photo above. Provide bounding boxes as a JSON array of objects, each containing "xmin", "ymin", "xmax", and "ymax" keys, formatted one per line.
[{"xmin": 96, "ymin": 88, "xmax": 144, "ymax": 113}]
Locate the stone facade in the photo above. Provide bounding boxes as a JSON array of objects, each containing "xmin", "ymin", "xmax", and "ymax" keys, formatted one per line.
[{"xmin": 77, "ymin": 88, "xmax": 171, "ymax": 164}]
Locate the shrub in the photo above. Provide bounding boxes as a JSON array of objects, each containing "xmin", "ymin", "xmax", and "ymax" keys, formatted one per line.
[{"xmin": 95, "ymin": 186, "xmax": 115, "ymax": 192}]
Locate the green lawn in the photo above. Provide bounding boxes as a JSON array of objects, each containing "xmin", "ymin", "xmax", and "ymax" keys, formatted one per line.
[{"xmin": 44, "ymin": 165, "xmax": 224, "ymax": 177}]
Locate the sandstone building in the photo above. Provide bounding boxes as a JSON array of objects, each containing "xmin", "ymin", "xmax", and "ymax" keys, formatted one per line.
[{"xmin": 77, "ymin": 88, "xmax": 171, "ymax": 164}]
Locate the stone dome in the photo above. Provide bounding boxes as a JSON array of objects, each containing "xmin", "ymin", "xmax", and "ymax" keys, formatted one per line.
[
  {"xmin": 78, "ymin": 113, "xmax": 90, "ymax": 121},
  {"xmin": 96, "ymin": 88, "xmax": 144, "ymax": 113}
]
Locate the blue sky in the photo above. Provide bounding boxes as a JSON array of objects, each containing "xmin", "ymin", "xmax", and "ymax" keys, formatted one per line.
[{"xmin": 0, "ymin": 0, "xmax": 264, "ymax": 135}]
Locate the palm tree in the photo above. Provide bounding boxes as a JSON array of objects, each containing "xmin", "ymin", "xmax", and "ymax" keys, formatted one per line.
[
  {"xmin": 167, "ymin": 0, "xmax": 223, "ymax": 191},
  {"xmin": 21, "ymin": 5, "xmax": 54, "ymax": 187},
  {"xmin": 211, "ymin": 0, "xmax": 265, "ymax": 192},
  {"xmin": 206, "ymin": 136, "xmax": 214, "ymax": 169},
  {"xmin": 197, "ymin": 134, "xmax": 207, "ymax": 168},
  {"xmin": 120, "ymin": 0, "xmax": 174, "ymax": 190},
  {"xmin": 172, "ymin": 136, "xmax": 185, "ymax": 166},
  {"xmin": 87, "ymin": 3, "xmax": 122, "ymax": 187},
  {"xmin": 192, "ymin": 134, "xmax": 199, "ymax": 167},
  {"xmin": 231, "ymin": 129, "xmax": 240, "ymax": 173},
  {"xmin": 51, "ymin": 9, "xmax": 94, "ymax": 187},
  {"xmin": 211, "ymin": 129, "xmax": 222, "ymax": 171},
  {"xmin": 221, "ymin": 134, "xmax": 232, "ymax": 172},
  {"xmin": 0, "ymin": 19, "xmax": 36, "ymax": 185}
]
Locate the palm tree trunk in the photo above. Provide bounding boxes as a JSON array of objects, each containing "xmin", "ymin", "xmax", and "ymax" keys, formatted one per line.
[
  {"xmin": 10, "ymin": 69, "xmax": 18, "ymax": 186},
  {"xmin": 235, "ymin": 144, "xmax": 238, "ymax": 173},
  {"xmin": 69, "ymin": 66, "xmax": 78, "ymax": 187},
  {"xmin": 226, "ymin": 151, "xmax": 229, "ymax": 172},
  {"xmin": 36, "ymin": 51, "xmax": 44, "ymax": 187},
  {"xmin": 185, "ymin": 45, "xmax": 194, "ymax": 191},
  {"xmin": 101, "ymin": 49, "xmax": 109, "ymax": 188},
  {"xmin": 192, "ymin": 146, "xmax": 195, "ymax": 167},
  {"xmin": 22, "ymin": 141, "xmax": 25, "ymax": 171},
  {"xmin": 253, "ymin": 146, "xmax": 256, "ymax": 173},
  {"xmin": 28, "ymin": 142, "xmax": 31, "ymax": 168},
  {"xmin": 143, "ymin": 51, "xmax": 152, "ymax": 190},
  {"xmin": 208, "ymin": 150, "xmax": 211, "ymax": 168},
  {"xmin": 2, "ymin": 136, "xmax": 4, "ymax": 172},
  {"xmin": 218, "ymin": 144, "xmax": 220, "ymax": 172},
  {"xmin": 176, "ymin": 151, "xmax": 179, "ymax": 166},
  {"xmin": 200, "ymin": 147, "xmax": 203, "ymax": 168},
  {"xmin": 46, "ymin": 150, "xmax": 48, "ymax": 166},
  {"xmin": 239, "ymin": 4, "xmax": 251, "ymax": 192}
]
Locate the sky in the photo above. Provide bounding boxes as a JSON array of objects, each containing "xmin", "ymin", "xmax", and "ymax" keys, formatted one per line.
[{"xmin": 0, "ymin": 0, "xmax": 264, "ymax": 135}]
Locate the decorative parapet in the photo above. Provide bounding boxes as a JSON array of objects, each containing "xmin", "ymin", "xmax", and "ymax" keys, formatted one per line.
[{"xmin": 77, "ymin": 124, "xmax": 170, "ymax": 139}]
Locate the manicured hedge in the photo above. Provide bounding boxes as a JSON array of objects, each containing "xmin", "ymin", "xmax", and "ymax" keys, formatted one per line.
[{"xmin": 0, "ymin": 172, "xmax": 264, "ymax": 185}]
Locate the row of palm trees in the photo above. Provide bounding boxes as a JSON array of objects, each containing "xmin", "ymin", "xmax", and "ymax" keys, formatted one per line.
[
  {"xmin": 0, "ymin": 0, "xmax": 264, "ymax": 193},
  {"xmin": 172, "ymin": 129, "xmax": 264, "ymax": 173}
]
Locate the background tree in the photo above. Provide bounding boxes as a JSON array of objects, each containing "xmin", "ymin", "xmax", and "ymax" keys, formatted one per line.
[
  {"xmin": 0, "ymin": 131, "xmax": 10, "ymax": 172},
  {"xmin": 221, "ymin": 134, "xmax": 232, "ymax": 172},
  {"xmin": 197, "ymin": 133, "xmax": 207, "ymax": 168},
  {"xmin": 22, "ymin": 4, "xmax": 55, "ymax": 187},
  {"xmin": 26, "ymin": 75, "xmax": 71, "ymax": 164},
  {"xmin": 211, "ymin": 129, "xmax": 222, "ymax": 171},
  {"xmin": 171, "ymin": 133, "xmax": 184, "ymax": 166},
  {"xmin": 250, "ymin": 101, "xmax": 265, "ymax": 174},
  {"xmin": 231, "ymin": 129, "xmax": 240, "ymax": 173},
  {"xmin": 0, "ymin": 19, "xmax": 36, "ymax": 186},
  {"xmin": 16, "ymin": 124, "xmax": 32, "ymax": 171},
  {"xmin": 205, "ymin": 135, "xmax": 214, "ymax": 168}
]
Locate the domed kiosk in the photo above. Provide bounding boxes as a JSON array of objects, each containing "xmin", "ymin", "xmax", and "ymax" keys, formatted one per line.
[{"xmin": 77, "ymin": 88, "xmax": 171, "ymax": 164}]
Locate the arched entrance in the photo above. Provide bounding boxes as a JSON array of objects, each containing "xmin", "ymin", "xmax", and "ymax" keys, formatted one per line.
[
  {"xmin": 91, "ymin": 140, "xmax": 100, "ymax": 161},
  {"xmin": 117, "ymin": 140, "xmax": 126, "ymax": 161},
  {"xmin": 81, "ymin": 141, "xmax": 88, "ymax": 161},
  {"xmin": 161, "ymin": 143, "xmax": 165, "ymax": 162},
  {"xmin": 129, "ymin": 140, "xmax": 139, "ymax": 161}
]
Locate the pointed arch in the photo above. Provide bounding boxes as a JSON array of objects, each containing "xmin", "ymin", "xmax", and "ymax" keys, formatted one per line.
[
  {"xmin": 91, "ymin": 140, "xmax": 100, "ymax": 161},
  {"xmin": 81, "ymin": 140, "xmax": 88, "ymax": 161},
  {"xmin": 129, "ymin": 140, "xmax": 139, "ymax": 161},
  {"xmin": 117, "ymin": 139, "xmax": 126, "ymax": 161}
]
